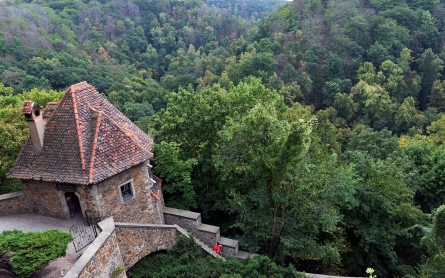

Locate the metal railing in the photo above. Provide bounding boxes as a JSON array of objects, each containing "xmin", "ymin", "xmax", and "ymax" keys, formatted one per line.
[{"xmin": 69, "ymin": 211, "xmax": 110, "ymax": 252}]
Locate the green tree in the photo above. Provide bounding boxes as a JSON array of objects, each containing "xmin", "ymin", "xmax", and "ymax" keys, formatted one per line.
[
  {"xmin": 323, "ymin": 51, "xmax": 343, "ymax": 81},
  {"xmin": 341, "ymin": 149, "xmax": 425, "ymax": 277},
  {"xmin": 152, "ymin": 78, "xmax": 285, "ymax": 214},
  {"xmin": 404, "ymin": 141, "xmax": 445, "ymax": 212},
  {"xmin": 366, "ymin": 42, "xmax": 394, "ymax": 68},
  {"xmin": 379, "ymin": 60, "xmax": 406, "ymax": 103},
  {"xmin": 213, "ymin": 100, "xmax": 356, "ymax": 272},
  {"xmin": 357, "ymin": 62, "xmax": 376, "ymax": 85},
  {"xmin": 430, "ymin": 80, "xmax": 445, "ymax": 112},
  {"xmin": 321, "ymin": 78, "xmax": 351, "ymax": 107},
  {"xmin": 280, "ymin": 64, "xmax": 298, "ymax": 84},
  {"xmin": 128, "ymin": 235, "xmax": 303, "ymax": 278},
  {"xmin": 152, "ymin": 142, "xmax": 197, "ymax": 210},
  {"xmin": 417, "ymin": 48, "xmax": 444, "ymax": 110},
  {"xmin": 345, "ymin": 128, "xmax": 399, "ymax": 160},
  {"xmin": 371, "ymin": 18, "xmax": 410, "ymax": 56},
  {"xmin": 418, "ymin": 10, "xmax": 439, "ymax": 51},
  {"xmin": 427, "ymin": 112, "xmax": 445, "ymax": 144},
  {"xmin": 419, "ymin": 205, "xmax": 445, "ymax": 277},
  {"xmin": 395, "ymin": 97, "xmax": 424, "ymax": 134},
  {"xmin": 350, "ymin": 80, "xmax": 395, "ymax": 129}
]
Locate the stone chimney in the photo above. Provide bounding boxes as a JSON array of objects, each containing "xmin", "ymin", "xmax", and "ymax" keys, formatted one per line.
[{"xmin": 22, "ymin": 101, "xmax": 45, "ymax": 154}]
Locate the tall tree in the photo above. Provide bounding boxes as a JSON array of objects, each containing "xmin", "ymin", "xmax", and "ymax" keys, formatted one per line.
[{"xmin": 417, "ymin": 48, "xmax": 444, "ymax": 110}]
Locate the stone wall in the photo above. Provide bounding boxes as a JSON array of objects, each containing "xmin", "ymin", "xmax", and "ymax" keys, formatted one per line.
[
  {"xmin": 196, "ymin": 224, "xmax": 220, "ymax": 247},
  {"xmin": 95, "ymin": 160, "xmax": 163, "ymax": 224},
  {"xmin": 164, "ymin": 207, "xmax": 202, "ymax": 233},
  {"xmin": 21, "ymin": 180, "xmax": 67, "ymax": 219},
  {"xmin": 0, "ymin": 191, "xmax": 30, "ymax": 216},
  {"xmin": 65, "ymin": 217, "xmax": 127, "ymax": 278},
  {"xmin": 114, "ymin": 223, "xmax": 179, "ymax": 270},
  {"xmin": 74, "ymin": 184, "xmax": 100, "ymax": 217}
]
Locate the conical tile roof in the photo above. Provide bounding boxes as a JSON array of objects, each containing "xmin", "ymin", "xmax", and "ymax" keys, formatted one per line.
[{"xmin": 8, "ymin": 82, "xmax": 154, "ymax": 185}]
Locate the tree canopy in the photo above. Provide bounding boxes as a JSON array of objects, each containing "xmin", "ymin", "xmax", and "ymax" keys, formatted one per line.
[{"xmin": 1, "ymin": 0, "xmax": 445, "ymax": 276}]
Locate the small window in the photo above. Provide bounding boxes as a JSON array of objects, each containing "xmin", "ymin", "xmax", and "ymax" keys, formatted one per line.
[{"xmin": 118, "ymin": 181, "xmax": 135, "ymax": 203}]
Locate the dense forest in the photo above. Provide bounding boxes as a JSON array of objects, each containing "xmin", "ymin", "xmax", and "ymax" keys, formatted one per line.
[{"xmin": 1, "ymin": 0, "xmax": 445, "ymax": 276}]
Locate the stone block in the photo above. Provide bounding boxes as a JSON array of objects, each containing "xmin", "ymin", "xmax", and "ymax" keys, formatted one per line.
[
  {"xmin": 196, "ymin": 223, "xmax": 220, "ymax": 247},
  {"xmin": 219, "ymin": 237, "xmax": 238, "ymax": 258},
  {"xmin": 163, "ymin": 207, "xmax": 201, "ymax": 233}
]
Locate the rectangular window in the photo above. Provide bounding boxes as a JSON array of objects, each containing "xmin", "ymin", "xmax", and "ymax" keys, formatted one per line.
[{"xmin": 118, "ymin": 181, "xmax": 135, "ymax": 203}]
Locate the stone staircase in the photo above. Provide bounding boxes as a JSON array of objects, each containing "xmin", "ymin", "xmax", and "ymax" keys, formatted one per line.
[{"xmin": 164, "ymin": 207, "xmax": 253, "ymax": 259}]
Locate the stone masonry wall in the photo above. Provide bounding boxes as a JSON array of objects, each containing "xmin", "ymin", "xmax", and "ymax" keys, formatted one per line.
[
  {"xmin": 21, "ymin": 180, "xmax": 66, "ymax": 218},
  {"xmin": 0, "ymin": 192, "xmax": 30, "ymax": 216},
  {"xmin": 95, "ymin": 160, "xmax": 163, "ymax": 224},
  {"xmin": 115, "ymin": 224, "xmax": 179, "ymax": 270},
  {"xmin": 78, "ymin": 230, "xmax": 125, "ymax": 278},
  {"xmin": 164, "ymin": 210, "xmax": 202, "ymax": 234},
  {"xmin": 65, "ymin": 218, "xmax": 127, "ymax": 278},
  {"xmin": 75, "ymin": 184, "xmax": 100, "ymax": 217},
  {"xmin": 196, "ymin": 225, "xmax": 220, "ymax": 247}
]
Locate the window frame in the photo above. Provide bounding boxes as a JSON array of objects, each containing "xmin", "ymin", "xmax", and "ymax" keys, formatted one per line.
[{"xmin": 118, "ymin": 180, "xmax": 135, "ymax": 203}]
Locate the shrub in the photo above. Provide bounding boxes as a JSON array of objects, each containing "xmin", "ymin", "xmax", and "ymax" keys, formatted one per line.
[{"xmin": 0, "ymin": 229, "xmax": 73, "ymax": 277}]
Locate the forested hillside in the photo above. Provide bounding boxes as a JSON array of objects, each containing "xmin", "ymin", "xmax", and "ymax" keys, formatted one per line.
[{"xmin": 1, "ymin": 0, "xmax": 445, "ymax": 277}]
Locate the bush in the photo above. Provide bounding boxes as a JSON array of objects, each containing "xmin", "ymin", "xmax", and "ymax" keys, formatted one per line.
[{"xmin": 0, "ymin": 229, "xmax": 73, "ymax": 277}]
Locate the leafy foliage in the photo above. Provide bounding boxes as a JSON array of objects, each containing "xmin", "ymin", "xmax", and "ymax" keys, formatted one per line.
[
  {"xmin": 418, "ymin": 205, "xmax": 445, "ymax": 277},
  {"xmin": 0, "ymin": 229, "xmax": 73, "ymax": 277},
  {"xmin": 127, "ymin": 235, "xmax": 304, "ymax": 278},
  {"xmin": 2, "ymin": 0, "xmax": 445, "ymax": 276}
]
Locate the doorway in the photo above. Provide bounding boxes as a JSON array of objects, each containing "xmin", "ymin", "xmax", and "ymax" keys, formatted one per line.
[{"xmin": 65, "ymin": 192, "xmax": 81, "ymax": 218}]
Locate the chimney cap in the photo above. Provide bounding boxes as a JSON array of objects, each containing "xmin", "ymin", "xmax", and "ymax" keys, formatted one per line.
[
  {"xmin": 22, "ymin": 101, "xmax": 35, "ymax": 115},
  {"xmin": 22, "ymin": 101, "xmax": 42, "ymax": 119}
]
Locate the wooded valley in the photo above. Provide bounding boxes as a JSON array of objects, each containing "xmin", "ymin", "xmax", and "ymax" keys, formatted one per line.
[{"xmin": 1, "ymin": 0, "xmax": 445, "ymax": 276}]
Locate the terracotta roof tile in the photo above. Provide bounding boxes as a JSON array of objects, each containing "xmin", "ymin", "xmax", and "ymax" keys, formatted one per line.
[
  {"xmin": 43, "ymin": 102, "xmax": 59, "ymax": 120},
  {"xmin": 8, "ymin": 82, "xmax": 154, "ymax": 185},
  {"xmin": 22, "ymin": 101, "xmax": 34, "ymax": 114}
]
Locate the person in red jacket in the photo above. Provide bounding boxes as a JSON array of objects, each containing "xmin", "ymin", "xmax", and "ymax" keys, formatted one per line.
[{"xmin": 213, "ymin": 242, "xmax": 221, "ymax": 255}]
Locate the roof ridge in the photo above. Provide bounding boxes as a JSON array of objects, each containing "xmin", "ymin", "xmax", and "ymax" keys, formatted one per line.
[
  {"xmin": 88, "ymin": 110, "xmax": 102, "ymax": 184},
  {"xmin": 102, "ymin": 112, "xmax": 154, "ymax": 157},
  {"xmin": 68, "ymin": 81, "xmax": 88, "ymax": 93},
  {"xmin": 71, "ymin": 87, "xmax": 86, "ymax": 170}
]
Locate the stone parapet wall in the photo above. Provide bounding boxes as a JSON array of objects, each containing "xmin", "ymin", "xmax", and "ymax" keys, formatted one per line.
[
  {"xmin": 164, "ymin": 207, "xmax": 201, "ymax": 233},
  {"xmin": 196, "ymin": 224, "xmax": 220, "ymax": 246},
  {"xmin": 221, "ymin": 243, "xmax": 238, "ymax": 257},
  {"xmin": 114, "ymin": 223, "xmax": 179, "ymax": 270},
  {"xmin": 0, "ymin": 191, "xmax": 30, "ymax": 216},
  {"xmin": 219, "ymin": 237, "xmax": 238, "ymax": 257},
  {"xmin": 65, "ymin": 217, "xmax": 126, "ymax": 278}
]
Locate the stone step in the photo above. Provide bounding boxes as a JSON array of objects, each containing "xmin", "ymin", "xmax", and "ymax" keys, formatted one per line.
[
  {"xmin": 163, "ymin": 207, "xmax": 252, "ymax": 259},
  {"xmin": 193, "ymin": 237, "xmax": 225, "ymax": 261},
  {"xmin": 234, "ymin": 250, "xmax": 256, "ymax": 259},
  {"xmin": 218, "ymin": 236, "xmax": 238, "ymax": 258}
]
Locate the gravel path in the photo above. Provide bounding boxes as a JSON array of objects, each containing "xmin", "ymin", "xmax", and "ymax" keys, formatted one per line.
[{"xmin": 0, "ymin": 213, "xmax": 81, "ymax": 233}]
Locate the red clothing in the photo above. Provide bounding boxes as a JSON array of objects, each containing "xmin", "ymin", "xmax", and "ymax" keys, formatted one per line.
[{"xmin": 213, "ymin": 243, "xmax": 221, "ymax": 255}]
